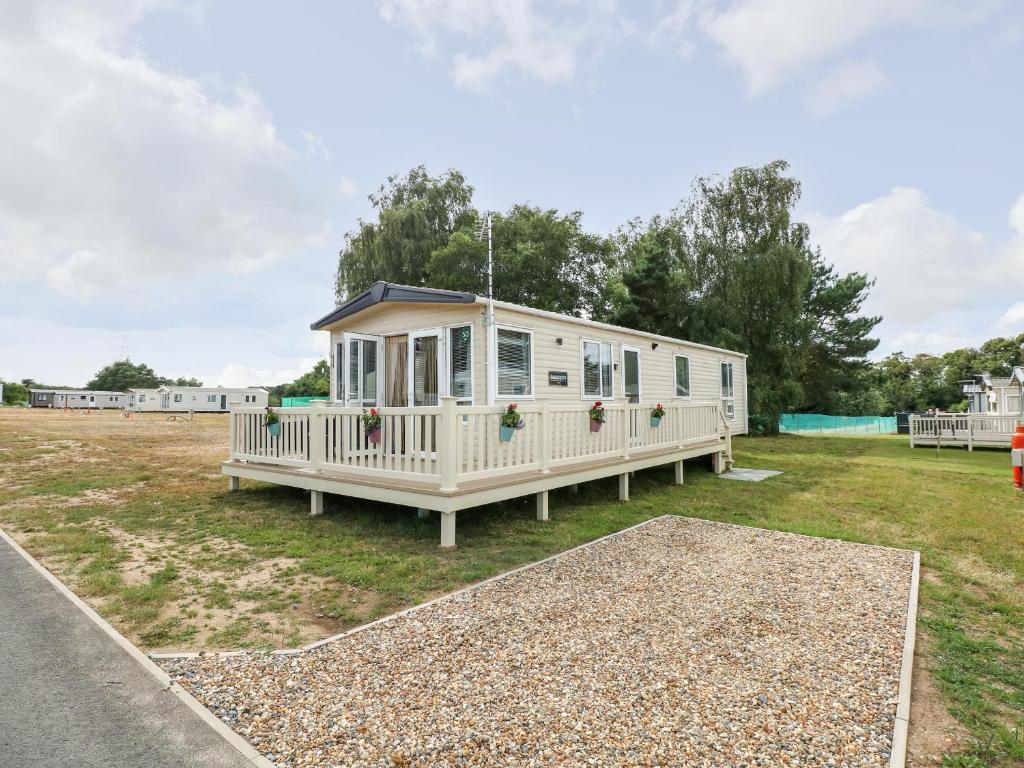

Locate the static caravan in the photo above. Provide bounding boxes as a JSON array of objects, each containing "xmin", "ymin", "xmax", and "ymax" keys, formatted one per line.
[
  {"xmin": 53, "ymin": 390, "xmax": 127, "ymax": 409},
  {"xmin": 29, "ymin": 389, "xmax": 56, "ymax": 408},
  {"xmin": 129, "ymin": 386, "xmax": 268, "ymax": 412},
  {"xmin": 223, "ymin": 283, "xmax": 747, "ymax": 547}
]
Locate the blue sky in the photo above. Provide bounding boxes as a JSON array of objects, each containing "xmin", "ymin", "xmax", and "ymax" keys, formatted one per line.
[{"xmin": 2, "ymin": 0, "xmax": 1023, "ymax": 387}]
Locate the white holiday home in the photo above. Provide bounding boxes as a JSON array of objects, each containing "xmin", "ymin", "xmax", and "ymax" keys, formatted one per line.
[
  {"xmin": 127, "ymin": 386, "xmax": 267, "ymax": 413},
  {"xmin": 224, "ymin": 283, "xmax": 748, "ymax": 547}
]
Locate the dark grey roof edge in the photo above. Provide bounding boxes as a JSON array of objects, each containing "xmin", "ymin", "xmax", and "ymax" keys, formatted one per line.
[{"xmin": 310, "ymin": 282, "xmax": 478, "ymax": 330}]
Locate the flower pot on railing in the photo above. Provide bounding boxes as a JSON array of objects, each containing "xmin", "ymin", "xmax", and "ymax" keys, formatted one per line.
[
  {"xmin": 650, "ymin": 415, "xmax": 662, "ymax": 428},
  {"xmin": 589, "ymin": 420, "xmax": 603, "ymax": 433},
  {"xmin": 367, "ymin": 427, "xmax": 381, "ymax": 445},
  {"xmin": 650, "ymin": 403, "xmax": 665, "ymax": 428},
  {"xmin": 267, "ymin": 421, "xmax": 281, "ymax": 437},
  {"xmin": 499, "ymin": 403, "xmax": 524, "ymax": 443},
  {"xmin": 499, "ymin": 425, "xmax": 515, "ymax": 442},
  {"xmin": 589, "ymin": 401, "xmax": 606, "ymax": 434}
]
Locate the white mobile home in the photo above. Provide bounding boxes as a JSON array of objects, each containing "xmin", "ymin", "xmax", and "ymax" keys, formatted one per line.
[
  {"xmin": 223, "ymin": 283, "xmax": 748, "ymax": 547},
  {"xmin": 128, "ymin": 386, "xmax": 267, "ymax": 412},
  {"xmin": 52, "ymin": 390, "xmax": 127, "ymax": 409}
]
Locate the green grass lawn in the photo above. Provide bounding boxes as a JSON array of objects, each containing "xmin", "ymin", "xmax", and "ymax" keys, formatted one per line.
[{"xmin": 0, "ymin": 412, "xmax": 1021, "ymax": 765}]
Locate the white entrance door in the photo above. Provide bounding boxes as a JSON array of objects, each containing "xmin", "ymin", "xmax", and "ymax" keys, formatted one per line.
[
  {"xmin": 343, "ymin": 333, "xmax": 384, "ymax": 407},
  {"xmin": 409, "ymin": 328, "xmax": 445, "ymax": 407}
]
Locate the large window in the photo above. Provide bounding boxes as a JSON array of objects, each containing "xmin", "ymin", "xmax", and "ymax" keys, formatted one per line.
[
  {"xmin": 497, "ymin": 327, "xmax": 533, "ymax": 397},
  {"xmin": 721, "ymin": 361, "xmax": 735, "ymax": 420},
  {"xmin": 449, "ymin": 325, "xmax": 473, "ymax": 404},
  {"xmin": 582, "ymin": 340, "xmax": 613, "ymax": 398},
  {"xmin": 674, "ymin": 354, "xmax": 690, "ymax": 398}
]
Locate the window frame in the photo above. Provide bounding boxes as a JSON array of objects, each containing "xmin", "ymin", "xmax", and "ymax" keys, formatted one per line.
[
  {"xmin": 343, "ymin": 332, "xmax": 383, "ymax": 406},
  {"xmin": 580, "ymin": 338, "xmax": 615, "ymax": 400},
  {"xmin": 621, "ymin": 345, "xmax": 642, "ymax": 402},
  {"xmin": 447, "ymin": 323, "xmax": 474, "ymax": 405},
  {"xmin": 173, "ymin": 393, "xmax": 182, "ymax": 403},
  {"xmin": 673, "ymin": 353, "xmax": 691, "ymax": 399},
  {"xmin": 493, "ymin": 324, "xmax": 535, "ymax": 400},
  {"xmin": 720, "ymin": 360, "xmax": 735, "ymax": 421}
]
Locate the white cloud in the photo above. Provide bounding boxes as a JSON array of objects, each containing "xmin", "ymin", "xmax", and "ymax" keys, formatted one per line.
[
  {"xmin": 805, "ymin": 60, "xmax": 889, "ymax": 118},
  {"xmin": 205, "ymin": 360, "xmax": 321, "ymax": 388},
  {"xmin": 807, "ymin": 187, "xmax": 1024, "ymax": 356},
  {"xmin": 995, "ymin": 302, "xmax": 1024, "ymax": 333},
  {"xmin": 379, "ymin": 0, "xmax": 628, "ymax": 90},
  {"xmin": 0, "ymin": 1, "xmax": 330, "ymax": 296}
]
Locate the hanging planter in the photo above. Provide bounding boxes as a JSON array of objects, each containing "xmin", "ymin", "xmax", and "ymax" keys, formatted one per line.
[
  {"xmin": 589, "ymin": 401, "xmax": 606, "ymax": 433},
  {"xmin": 499, "ymin": 403, "xmax": 524, "ymax": 442},
  {"xmin": 651, "ymin": 403, "xmax": 665, "ymax": 428},
  {"xmin": 264, "ymin": 406, "xmax": 281, "ymax": 437},
  {"xmin": 362, "ymin": 408, "xmax": 382, "ymax": 446}
]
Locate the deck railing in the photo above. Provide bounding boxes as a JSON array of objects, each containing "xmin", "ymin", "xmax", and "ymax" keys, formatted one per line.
[
  {"xmin": 229, "ymin": 399, "xmax": 729, "ymax": 490},
  {"xmin": 909, "ymin": 413, "xmax": 1019, "ymax": 449}
]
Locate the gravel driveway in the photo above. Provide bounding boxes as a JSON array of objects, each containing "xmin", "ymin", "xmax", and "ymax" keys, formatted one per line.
[{"xmin": 160, "ymin": 516, "xmax": 915, "ymax": 767}]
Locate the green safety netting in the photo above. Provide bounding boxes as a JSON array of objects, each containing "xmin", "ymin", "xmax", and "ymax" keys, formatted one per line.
[
  {"xmin": 281, "ymin": 396, "xmax": 330, "ymax": 407},
  {"xmin": 779, "ymin": 413, "xmax": 897, "ymax": 434}
]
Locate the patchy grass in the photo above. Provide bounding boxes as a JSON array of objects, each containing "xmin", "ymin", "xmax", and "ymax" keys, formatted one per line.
[{"xmin": 0, "ymin": 410, "xmax": 1021, "ymax": 764}]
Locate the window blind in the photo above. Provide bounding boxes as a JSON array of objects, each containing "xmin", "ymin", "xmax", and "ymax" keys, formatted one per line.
[
  {"xmin": 497, "ymin": 328, "xmax": 532, "ymax": 396},
  {"xmin": 449, "ymin": 325, "xmax": 473, "ymax": 402}
]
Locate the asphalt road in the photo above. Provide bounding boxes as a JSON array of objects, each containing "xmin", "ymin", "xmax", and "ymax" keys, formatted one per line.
[{"xmin": 0, "ymin": 534, "xmax": 258, "ymax": 768}]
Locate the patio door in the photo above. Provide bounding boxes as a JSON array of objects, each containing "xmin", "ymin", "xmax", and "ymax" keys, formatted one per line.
[
  {"xmin": 344, "ymin": 333, "xmax": 383, "ymax": 407},
  {"xmin": 409, "ymin": 329, "xmax": 444, "ymax": 407}
]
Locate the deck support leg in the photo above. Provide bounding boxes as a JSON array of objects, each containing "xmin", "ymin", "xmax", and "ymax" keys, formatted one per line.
[
  {"xmin": 674, "ymin": 460, "xmax": 685, "ymax": 485},
  {"xmin": 227, "ymin": 475, "xmax": 239, "ymax": 492},
  {"xmin": 712, "ymin": 451, "xmax": 725, "ymax": 475},
  {"xmin": 536, "ymin": 491, "xmax": 549, "ymax": 522},
  {"xmin": 570, "ymin": 484, "xmax": 579, "ymax": 494},
  {"xmin": 417, "ymin": 508, "xmax": 430, "ymax": 519},
  {"xmin": 310, "ymin": 490, "xmax": 324, "ymax": 517},
  {"xmin": 618, "ymin": 473, "xmax": 629, "ymax": 501},
  {"xmin": 440, "ymin": 511, "xmax": 456, "ymax": 549}
]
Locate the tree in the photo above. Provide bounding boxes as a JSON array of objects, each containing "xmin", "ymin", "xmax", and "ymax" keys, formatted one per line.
[
  {"xmin": 282, "ymin": 360, "xmax": 330, "ymax": 398},
  {"xmin": 166, "ymin": 376, "xmax": 203, "ymax": 387},
  {"xmin": 335, "ymin": 166, "xmax": 476, "ymax": 301},
  {"xmin": 609, "ymin": 161, "xmax": 877, "ymax": 432},
  {"xmin": 87, "ymin": 360, "xmax": 164, "ymax": 391},
  {"xmin": 1, "ymin": 381, "xmax": 29, "ymax": 405},
  {"xmin": 429, "ymin": 205, "xmax": 615, "ymax": 318}
]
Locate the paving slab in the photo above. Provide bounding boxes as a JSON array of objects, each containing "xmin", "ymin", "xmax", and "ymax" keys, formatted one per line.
[
  {"xmin": 0, "ymin": 531, "xmax": 262, "ymax": 768},
  {"xmin": 720, "ymin": 466, "xmax": 783, "ymax": 481}
]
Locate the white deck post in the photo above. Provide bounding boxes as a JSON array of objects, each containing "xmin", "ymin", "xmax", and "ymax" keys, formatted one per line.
[
  {"xmin": 228, "ymin": 407, "xmax": 238, "ymax": 460},
  {"xmin": 536, "ymin": 490, "xmax": 549, "ymax": 521},
  {"xmin": 967, "ymin": 418, "xmax": 974, "ymax": 452},
  {"xmin": 619, "ymin": 403, "xmax": 630, "ymax": 459},
  {"xmin": 618, "ymin": 473, "xmax": 629, "ymax": 501},
  {"xmin": 712, "ymin": 451, "xmax": 725, "ymax": 475},
  {"xmin": 310, "ymin": 489, "xmax": 324, "ymax": 516},
  {"xmin": 439, "ymin": 396, "xmax": 459, "ymax": 492},
  {"xmin": 674, "ymin": 460, "xmax": 684, "ymax": 485},
  {"xmin": 440, "ymin": 511, "xmax": 456, "ymax": 549},
  {"xmin": 571, "ymin": 484, "xmax": 579, "ymax": 494},
  {"xmin": 309, "ymin": 400, "xmax": 326, "ymax": 471},
  {"xmin": 227, "ymin": 475, "xmax": 239, "ymax": 491},
  {"xmin": 538, "ymin": 401, "xmax": 551, "ymax": 474}
]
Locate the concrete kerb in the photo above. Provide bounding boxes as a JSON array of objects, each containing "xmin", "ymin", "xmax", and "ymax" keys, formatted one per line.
[
  {"xmin": 889, "ymin": 549, "xmax": 921, "ymax": 768},
  {"xmin": 0, "ymin": 528, "xmax": 276, "ymax": 768}
]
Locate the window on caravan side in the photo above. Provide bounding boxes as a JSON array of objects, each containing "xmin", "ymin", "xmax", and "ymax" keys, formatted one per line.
[
  {"xmin": 582, "ymin": 340, "xmax": 613, "ymax": 398},
  {"xmin": 497, "ymin": 327, "xmax": 532, "ymax": 397},
  {"xmin": 449, "ymin": 325, "xmax": 473, "ymax": 404},
  {"xmin": 674, "ymin": 355, "xmax": 690, "ymax": 397}
]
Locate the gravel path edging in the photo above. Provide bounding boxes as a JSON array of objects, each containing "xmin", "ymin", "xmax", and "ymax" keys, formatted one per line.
[
  {"xmin": 889, "ymin": 549, "xmax": 921, "ymax": 768},
  {"xmin": 0, "ymin": 527, "xmax": 276, "ymax": 768}
]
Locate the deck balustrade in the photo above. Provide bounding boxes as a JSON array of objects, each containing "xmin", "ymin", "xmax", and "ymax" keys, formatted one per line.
[
  {"xmin": 229, "ymin": 398, "xmax": 729, "ymax": 490},
  {"xmin": 909, "ymin": 413, "xmax": 1018, "ymax": 450}
]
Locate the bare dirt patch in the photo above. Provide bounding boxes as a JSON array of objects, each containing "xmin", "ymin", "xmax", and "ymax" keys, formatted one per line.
[{"xmin": 906, "ymin": 638, "xmax": 970, "ymax": 766}]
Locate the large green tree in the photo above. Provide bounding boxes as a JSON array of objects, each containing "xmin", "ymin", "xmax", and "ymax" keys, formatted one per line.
[
  {"xmin": 610, "ymin": 161, "xmax": 878, "ymax": 432},
  {"xmin": 87, "ymin": 360, "xmax": 164, "ymax": 391},
  {"xmin": 2, "ymin": 381, "xmax": 29, "ymax": 405},
  {"xmin": 282, "ymin": 360, "xmax": 330, "ymax": 397},
  {"xmin": 335, "ymin": 166, "xmax": 476, "ymax": 301}
]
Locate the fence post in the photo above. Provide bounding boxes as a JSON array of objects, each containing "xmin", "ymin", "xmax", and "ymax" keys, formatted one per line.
[
  {"xmin": 538, "ymin": 400, "xmax": 551, "ymax": 474},
  {"xmin": 309, "ymin": 400, "xmax": 326, "ymax": 470},
  {"xmin": 439, "ymin": 396, "xmax": 459, "ymax": 492},
  {"xmin": 620, "ymin": 403, "xmax": 630, "ymax": 459},
  {"xmin": 967, "ymin": 417, "xmax": 974, "ymax": 452},
  {"xmin": 228, "ymin": 407, "xmax": 238, "ymax": 460}
]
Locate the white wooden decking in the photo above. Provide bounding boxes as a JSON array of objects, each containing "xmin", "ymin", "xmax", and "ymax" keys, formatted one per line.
[
  {"xmin": 909, "ymin": 414, "xmax": 1018, "ymax": 450},
  {"xmin": 224, "ymin": 399, "xmax": 732, "ymax": 546}
]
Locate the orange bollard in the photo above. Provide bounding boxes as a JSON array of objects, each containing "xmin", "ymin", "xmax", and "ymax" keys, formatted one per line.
[{"xmin": 1012, "ymin": 426, "xmax": 1024, "ymax": 490}]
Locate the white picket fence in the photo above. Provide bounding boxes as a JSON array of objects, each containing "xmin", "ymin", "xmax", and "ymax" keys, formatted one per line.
[
  {"xmin": 909, "ymin": 413, "xmax": 1018, "ymax": 450},
  {"xmin": 230, "ymin": 399, "xmax": 729, "ymax": 490}
]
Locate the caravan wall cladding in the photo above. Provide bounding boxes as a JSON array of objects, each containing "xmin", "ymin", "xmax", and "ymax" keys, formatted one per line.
[{"xmin": 326, "ymin": 301, "xmax": 748, "ymax": 434}]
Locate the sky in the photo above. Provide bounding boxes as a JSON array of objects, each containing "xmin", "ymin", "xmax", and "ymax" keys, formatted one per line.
[{"xmin": 1, "ymin": 0, "xmax": 1023, "ymax": 388}]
